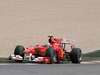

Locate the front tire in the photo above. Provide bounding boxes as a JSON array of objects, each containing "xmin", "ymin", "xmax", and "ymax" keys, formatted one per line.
[{"xmin": 14, "ymin": 45, "xmax": 25, "ymax": 59}]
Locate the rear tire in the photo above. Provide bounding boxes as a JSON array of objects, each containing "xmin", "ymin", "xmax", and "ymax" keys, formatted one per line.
[{"xmin": 70, "ymin": 48, "xmax": 81, "ymax": 64}]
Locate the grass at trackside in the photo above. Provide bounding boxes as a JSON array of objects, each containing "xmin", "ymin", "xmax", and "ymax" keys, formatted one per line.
[
  {"xmin": 82, "ymin": 50, "xmax": 100, "ymax": 61},
  {"xmin": 0, "ymin": 58, "xmax": 10, "ymax": 63},
  {"xmin": 83, "ymin": 50, "xmax": 100, "ymax": 57},
  {"xmin": 0, "ymin": 50, "xmax": 100, "ymax": 63}
]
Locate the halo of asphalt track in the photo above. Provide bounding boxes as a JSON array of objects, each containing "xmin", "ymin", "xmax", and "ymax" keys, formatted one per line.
[{"xmin": 0, "ymin": 63, "xmax": 100, "ymax": 75}]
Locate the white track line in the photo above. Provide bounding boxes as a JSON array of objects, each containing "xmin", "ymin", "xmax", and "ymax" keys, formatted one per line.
[{"xmin": 81, "ymin": 61, "xmax": 100, "ymax": 64}]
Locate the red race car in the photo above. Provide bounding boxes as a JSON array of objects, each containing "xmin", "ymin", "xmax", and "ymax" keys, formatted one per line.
[{"xmin": 9, "ymin": 36, "xmax": 82, "ymax": 64}]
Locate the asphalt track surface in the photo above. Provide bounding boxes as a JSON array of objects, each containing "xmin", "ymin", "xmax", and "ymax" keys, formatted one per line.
[{"xmin": 0, "ymin": 64, "xmax": 100, "ymax": 75}]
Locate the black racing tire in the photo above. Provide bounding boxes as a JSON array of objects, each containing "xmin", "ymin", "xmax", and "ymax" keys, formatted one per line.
[
  {"xmin": 45, "ymin": 47, "xmax": 57, "ymax": 64},
  {"xmin": 14, "ymin": 45, "xmax": 25, "ymax": 59},
  {"xmin": 70, "ymin": 48, "xmax": 82, "ymax": 64}
]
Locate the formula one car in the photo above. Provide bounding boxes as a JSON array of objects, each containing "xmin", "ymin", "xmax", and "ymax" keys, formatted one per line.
[{"xmin": 9, "ymin": 36, "xmax": 82, "ymax": 64}]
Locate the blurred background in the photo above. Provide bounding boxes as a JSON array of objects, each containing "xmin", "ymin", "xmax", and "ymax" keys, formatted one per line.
[{"xmin": 0, "ymin": 0, "xmax": 100, "ymax": 57}]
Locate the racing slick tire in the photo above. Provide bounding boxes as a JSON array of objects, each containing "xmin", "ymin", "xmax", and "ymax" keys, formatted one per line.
[
  {"xmin": 70, "ymin": 48, "xmax": 82, "ymax": 64},
  {"xmin": 14, "ymin": 45, "xmax": 25, "ymax": 59},
  {"xmin": 45, "ymin": 47, "xmax": 57, "ymax": 64}
]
